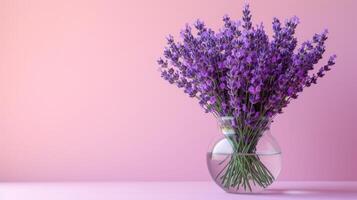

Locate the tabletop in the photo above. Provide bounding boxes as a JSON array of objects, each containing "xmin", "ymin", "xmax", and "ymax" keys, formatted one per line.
[{"xmin": 0, "ymin": 181, "xmax": 356, "ymax": 200}]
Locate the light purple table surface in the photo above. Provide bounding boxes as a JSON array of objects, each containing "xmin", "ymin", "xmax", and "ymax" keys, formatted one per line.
[{"xmin": 0, "ymin": 181, "xmax": 356, "ymax": 200}]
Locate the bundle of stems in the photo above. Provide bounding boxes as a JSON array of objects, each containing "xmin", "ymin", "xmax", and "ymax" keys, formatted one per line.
[{"xmin": 216, "ymin": 131, "xmax": 275, "ymax": 192}]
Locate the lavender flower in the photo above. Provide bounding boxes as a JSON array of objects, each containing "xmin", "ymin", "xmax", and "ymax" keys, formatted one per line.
[{"xmin": 158, "ymin": 4, "xmax": 336, "ymax": 130}]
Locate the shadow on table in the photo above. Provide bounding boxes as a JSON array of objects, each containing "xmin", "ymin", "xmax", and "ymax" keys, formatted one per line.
[{"xmin": 260, "ymin": 187, "xmax": 357, "ymax": 197}]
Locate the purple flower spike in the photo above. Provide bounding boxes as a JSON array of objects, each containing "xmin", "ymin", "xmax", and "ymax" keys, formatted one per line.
[{"xmin": 157, "ymin": 3, "xmax": 336, "ymax": 131}]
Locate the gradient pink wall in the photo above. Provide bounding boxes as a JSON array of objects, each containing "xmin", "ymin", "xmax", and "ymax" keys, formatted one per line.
[{"xmin": 0, "ymin": 0, "xmax": 356, "ymax": 181}]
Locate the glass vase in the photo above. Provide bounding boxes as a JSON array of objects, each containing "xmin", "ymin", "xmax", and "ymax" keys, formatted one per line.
[{"xmin": 207, "ymin": 116, "xmax": 282, "ymax": 193}]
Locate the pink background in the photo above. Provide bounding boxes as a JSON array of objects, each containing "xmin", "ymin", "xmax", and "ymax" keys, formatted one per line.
[{"xmin": 0, "ymin": 0, "xmax": 356, "ymax": 181}]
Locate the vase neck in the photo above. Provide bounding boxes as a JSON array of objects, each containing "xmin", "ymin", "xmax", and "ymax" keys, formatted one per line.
[
  {"xmin": 217, "ymin": 116, "xmax": 271, "ymax": 136},
  {"xmin": 217, "ymin": 116, "xmax": 236, "ymax": 135}
]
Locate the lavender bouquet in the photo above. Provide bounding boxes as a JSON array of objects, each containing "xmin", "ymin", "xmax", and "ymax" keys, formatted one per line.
[{"xmin": 157, "ymin": 4, "xmax": 336, "ymax": 192}]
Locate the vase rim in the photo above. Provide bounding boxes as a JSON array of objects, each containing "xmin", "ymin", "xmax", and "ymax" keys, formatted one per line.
[
  {"xmin": 213, "ymin": 151, "xmax": 281, "ymax": 156},
  {"xmin": 218, "ymin": 115, "xmax": 273, "ymax": 122},
  {"xmin": 219, "ymin": 116, "xmax": 234, "ymax": 120}
]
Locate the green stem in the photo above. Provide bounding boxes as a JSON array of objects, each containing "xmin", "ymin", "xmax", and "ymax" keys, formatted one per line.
[{"xmin": 215, "ymin": 133, "xmax": 275, "ymax": 192}]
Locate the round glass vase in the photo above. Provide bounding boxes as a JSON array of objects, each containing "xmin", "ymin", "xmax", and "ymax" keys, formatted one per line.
[{"xmin": 207, "ymin": 116, "xmax": 282, "ymax": 194}]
